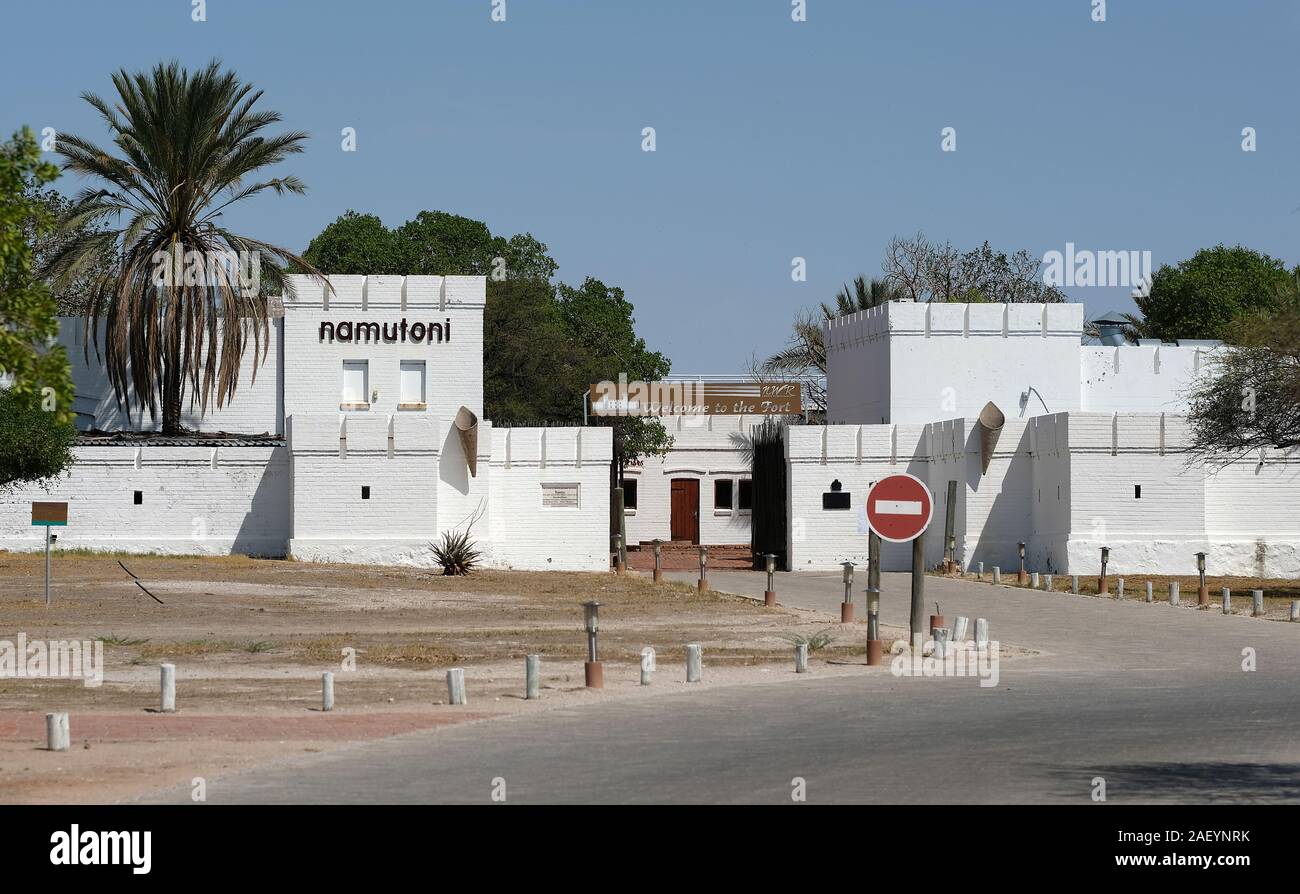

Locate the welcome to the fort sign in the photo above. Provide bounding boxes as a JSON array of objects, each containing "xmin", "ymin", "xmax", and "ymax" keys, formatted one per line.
[{"xmin": 589, "ymin": 380, "xmax": 802, "ymax": 416}]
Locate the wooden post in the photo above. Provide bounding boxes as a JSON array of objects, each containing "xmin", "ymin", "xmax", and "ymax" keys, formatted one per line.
[
  {"xmin": 943, "ymin": 480, "xmax": 957, "ymax": 572},
  {"xmin": 447, "ymin": 668, "xmax": 467, "ymax": 705},
  {"xmin": 952, "ymin": 616, "xmax": 969, "ymax": 642},
  {"xmin": 322, "ymin": 672, "xmax": 334, "ymax": 712},
  {"xmin": 686, "ymin": 644, "xmax": 702, "ymax": 683},
  {"xmin": 526, "ymin": 655, "xmax": 540, "ymax": 700},
  {"xmin": 909, "ymin": 532, "xmax": 925, "ymax": 644},
  {"xmin": 867, "ymin": 530, "xmax": 881, "ymax": 594},
  {"xmin": 160, "ymin": 663, "xmax": 176, "ymax": 713},
  {"xmin": 46, "ymin": 712, "xmax": 69, "ymax": 751}
]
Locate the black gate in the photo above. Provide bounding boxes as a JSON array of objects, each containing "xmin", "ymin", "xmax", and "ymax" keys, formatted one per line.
[{"xmin": 749, "ymin": 419, "xmax": 788, "ymax": 571}]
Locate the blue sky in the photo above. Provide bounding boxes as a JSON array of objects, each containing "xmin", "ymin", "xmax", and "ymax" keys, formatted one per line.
[{"xmin": 4, "ymin": 0, "xmax": 1298, "ymax": 372}]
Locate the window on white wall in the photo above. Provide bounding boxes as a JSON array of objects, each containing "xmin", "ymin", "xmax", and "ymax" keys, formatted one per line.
[
  {"xmin": 738, "ymin": 479, "xmax": 753, "ymax": 512},
  {"xmin": 399, "ymin": 360, "xmax": 426, "ymax": 409},
  {"xmin": 341, "ymin": 360, "xmax": 369, "ymax": 409},
  {"xmin": 715, "ymin": 479, "xmax": 734, "ymax": 511}
]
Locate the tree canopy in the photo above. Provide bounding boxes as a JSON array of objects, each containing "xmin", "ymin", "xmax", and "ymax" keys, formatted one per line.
[
  {"xmin": 1, "ymin": 127, "xmax": 76, "ymax": 489},
  {"xmin": 1133, "ymin": 245, "xmax": 1297, "ymax": 342}
]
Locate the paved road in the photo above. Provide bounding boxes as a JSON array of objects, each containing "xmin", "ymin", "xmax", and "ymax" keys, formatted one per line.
[{"xmin": 155, "ymin": 572, "xmax": 1300, "ymax": 804}]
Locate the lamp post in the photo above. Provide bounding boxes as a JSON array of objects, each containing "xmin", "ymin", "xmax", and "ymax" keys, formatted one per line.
[
  {"xmin": 613, "ymin": 532, "xmax": 624, "ymax": 575},
  {"xmin": 697, "ymin": 545, "xmax": 709, "ymax": 592},
  {"xmin": 1017, "ymin": 541, "xmax": 1027, "ymax": 585},
  {"xmin": 652, "ymin": 539, "xmax": 664, "ymax": 583},
  {"xmin": 840, "ymin": 561, "xmax": 856, "ymax": 623},
  {"xmin": 761, "ymin": 553, "xmax": 778, "ymax": 606},
  {"xmin": 1099, "ymin": 546, "xmax": 1110, "ymax": 596},
  {"xmin": 583, "ymin": 600, "xmax": 603, "ymax": 688},
  {"xmin": 865, "ymin": 586, "xmax": 882, "ymax": 665},
  {"xmin": 1196, "ymin": 551, "xmax": 1208, "ymax": 606},
  {"xmin": 946, "ymin": 534, "xmax": 957, "ymax": 575}
]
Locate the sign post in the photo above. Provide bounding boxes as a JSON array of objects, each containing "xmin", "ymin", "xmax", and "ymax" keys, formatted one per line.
[
  {"xmin": 31, "ymin": 502, "xmax": 69, "ymax": 607},
  {"xmin": 865, "ymin": 474, "xmax": 934, "ymax": 646}
]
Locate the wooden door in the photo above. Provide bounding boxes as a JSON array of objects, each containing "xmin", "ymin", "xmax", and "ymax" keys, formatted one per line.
[{"xmin": 670, "ymin": 479, "xmax": 700, "ymax": 544}]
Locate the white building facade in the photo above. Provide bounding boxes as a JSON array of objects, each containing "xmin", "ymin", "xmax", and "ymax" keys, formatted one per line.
[
  {"xmin": 3, "ymin": 286, "xmax": 1296, "ymax": 578},
  {"xmin": 0, "ymin": 275, "xmax": 611, "ymax": 571}
]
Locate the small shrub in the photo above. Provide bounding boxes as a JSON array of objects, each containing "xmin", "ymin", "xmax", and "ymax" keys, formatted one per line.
[
  {"xmin": 780, "ymin": 628, "xmax": 835, "ymax": 653},
  {"xmin": 431, "ymin": 527, "xmax": 481, "ymax": 576}
]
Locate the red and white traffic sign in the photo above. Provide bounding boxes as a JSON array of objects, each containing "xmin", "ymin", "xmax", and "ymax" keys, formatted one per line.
[{"xmin": 866, "ymin": 473, "xmax": 934, "ymax": 543}]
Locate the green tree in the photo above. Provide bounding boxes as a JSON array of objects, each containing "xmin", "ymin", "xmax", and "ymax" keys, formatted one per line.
[
  {"xmin": 301, "ymin": 211, "xmax": 409, "ymax": 274},
  {"xmin": 483, "ymin": 278, "xmax": 577, "ymax": 422},
  {"xmin": 1185, "ymin": 285, "xmax": 1300, "ymax": 461},
  {"xmin": 0, "ymin": 127, "xmax": 76, "ymax": 488},
  {"xmin": 45, "ymin": 60, "xmax": 321, "ymax": 434},
  {"xmin": 557, "ymin": 277, "xmax": 673, "ymax": 479},
  {"xmin": 1135, "ymin": 245, "xmax": 1296, "ymax": 341},
  {"xmin": 23, "ymin": 187, "xmax": 118, "ymax": 316},
  {"xmin": 0, "ymin": 389, "xmax": 77, "ymax": 491}
]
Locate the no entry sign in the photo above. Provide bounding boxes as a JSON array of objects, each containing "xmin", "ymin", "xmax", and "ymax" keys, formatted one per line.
[{"xmin": 866, "ymin": 474, "xmax": 933, "ymax": 543}]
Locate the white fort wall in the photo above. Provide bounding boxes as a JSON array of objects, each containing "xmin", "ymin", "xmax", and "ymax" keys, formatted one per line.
[
  {"xmin": 2, "ymin": 274, "xmax": 611, "ymax": 572},
  {"xmin": 0, "ymin": 444, "xmax": 290, "ymax": 556},
  {"xmin": 787, "ymin": 412, "xmax": 1300, "ymax": 577}
]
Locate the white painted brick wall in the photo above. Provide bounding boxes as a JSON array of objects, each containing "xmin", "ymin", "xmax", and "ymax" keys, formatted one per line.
[{"xmin": 0, "ymin": 445, "xmax": 289, "ymax": 555}]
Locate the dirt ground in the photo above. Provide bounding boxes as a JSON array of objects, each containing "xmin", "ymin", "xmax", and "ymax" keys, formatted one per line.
[
  {"xmin": 947, "ymin": 569, "xmax": 1300, "ymax": 618},
  {"xmin": 0, "ymin": 551, "xmax": 917, "ymax": 803}
]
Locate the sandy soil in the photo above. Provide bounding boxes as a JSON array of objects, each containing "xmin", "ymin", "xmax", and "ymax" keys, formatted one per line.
[{"xmin": 0, "ymin": 552, "xmax": 957, "ymax": 803}]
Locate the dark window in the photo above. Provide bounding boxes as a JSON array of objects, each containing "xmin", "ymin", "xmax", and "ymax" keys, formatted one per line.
[
  {"xmin": 1134, "ymin": 485, "xmax": 1141, "ymax": 499},
  {"xmin": 361, "ymin": 486, "xmax": 371, "ymax": 500},
  {"xmin": 133, "ymin": 491, "xmax": 142, "ymax": 505},
  {"xmin": 621, "ymin": 478, "xmax": 638, "ymax": 510},
  {"xmin": 738, "ymin": 479, "xmax": 753, "ymax": 511},
  {"xmin": 714, "ymin": 479, "xmax": 734, "ymax": 510}
]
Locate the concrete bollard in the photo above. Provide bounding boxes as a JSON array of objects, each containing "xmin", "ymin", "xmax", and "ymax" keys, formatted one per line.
[
  {"xmin": 1071, "ymin": 575, "xmax": 1079, "ymax": 594},
  {"xmin": 794, "ymin": 643, "xmax": 808, "ymax": 674},
  {"xmin": 640, "ymin": 647, "xmax": 655, "ymax": 685},
  {"xmin": 446, "ymin": 667, "xmax": 467, "ymax": 705},
  {"xmin": 992, "ymin": 567, "xmax": 1001, "ymax": 585},
  {"xmin": 1030, "ymin": 572, "xmax": 1039, "ymax": 589},
  {"xmin": 686, "ymin": 644, "xmax": 703, "ymax": 683},
  {"xmin": 1117, "ymin": 578, "xmax": 1126, "ymax": 599},
  {"xmin": 525, "ymin": 655, "xmax": 541, "ymax": 700},
  {"xmin": 1222, "ymin": 588, "xmax": 1231, "ymax": 615},
  {"xmin": 322, "ymin": 672, "xmax": 334, "ymax": 712},
  {"xmin": 46, "ymin": 712, "xmax": 69, "ymax": 752},
  {"xmin": 952, "ymin": 616, "xmax": 969, "ymax": 642},
  {"xmin": 1252, "ymin": 590, "xmax": 1264, "ymax": 618},
  {"xmin": 1170, "ymin": 580, "xmax": 1180, "ymax": 605},
  {"xmin": 1292, "ymin": 601, "xmax": 1300, "ymax": 622},
  {"xmin": 975, "ymin": 618, "xmax": 989, "ymax": 650},
  {"xmin": 933, "ymin": 628, "xmax": 950, "ymax": 659},
  {"xmin": 1145, "ymin": 581, "xmax": 1153, "ymax": 603},
  {"xmin": 977, "ymin": 561, "xmax": 984, "ymax": 580},
  {"xmin": 160, "ymin": 663, "xmax": 176, "ymax": 713},
  {"xmin": 1043, "ymin": 574, "xmax": 1053, "ymax": 591}
]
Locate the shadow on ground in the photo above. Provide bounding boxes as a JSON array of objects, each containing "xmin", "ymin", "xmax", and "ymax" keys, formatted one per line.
[{"xmin": 1052, "ymin": 761, "xmax": 1300, "ymax": 803}]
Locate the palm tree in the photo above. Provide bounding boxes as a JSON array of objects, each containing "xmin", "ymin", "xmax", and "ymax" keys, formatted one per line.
[
  {"xmin": 762, "ymin": 276, "xmax": 901, "ymax": 419},
  {"xmin": 44, "ymin": 60, "xmax": 320, "ymax": 434}
]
